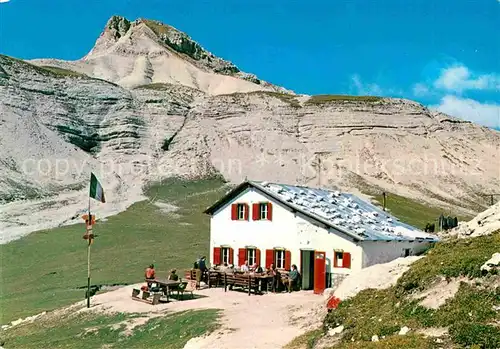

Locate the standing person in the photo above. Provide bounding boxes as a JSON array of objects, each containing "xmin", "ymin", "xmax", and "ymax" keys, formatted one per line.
[
  {"xmin": 198, "ymin": 256, "xmax": 207, "ymax": 282},
  {"xmin": 268, "ymin": 263, "xmax": 280, "ymax": 292},
  {"xmin": 287, "ymin": 264, "xmax": 299, "ymax": 292}
]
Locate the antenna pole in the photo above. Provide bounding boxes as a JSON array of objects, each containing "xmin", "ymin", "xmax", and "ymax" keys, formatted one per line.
[{"xmin": 318, "ymin": 156, "xmax": 321, "ymax": 187}]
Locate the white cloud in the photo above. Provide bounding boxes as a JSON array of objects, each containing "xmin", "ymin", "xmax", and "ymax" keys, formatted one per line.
[
  {"xmin": 412, "ymin": 83, "xmax": 430, "ymax": 97},
  {"xmin": 350, "ymin": 75, "xmax": 403, "ymax": 97},
  {"xmin": 351, "ymin": 75, "xmax": 384, "ymax": 95},
  {"xmin": 0, "ymin": 0, "xmax": 11, "ymax": 3},
  {"xmin": 434, "ymin": 64, "xmax": 500, "ymax": 93},
  {"xmin": 431, "ymin": 95, "xmax": 500, "ymax": 129}
]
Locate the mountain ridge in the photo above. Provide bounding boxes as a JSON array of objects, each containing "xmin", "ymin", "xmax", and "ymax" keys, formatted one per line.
[{"xmin": 0, "ymin": 16, "xmax": 499, "ymax": 242}]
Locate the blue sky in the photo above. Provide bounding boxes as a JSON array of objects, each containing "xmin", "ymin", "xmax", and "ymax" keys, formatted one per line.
[{"xmin": 1, "ymin": 0, "xmax": 499, "ymax": 128}]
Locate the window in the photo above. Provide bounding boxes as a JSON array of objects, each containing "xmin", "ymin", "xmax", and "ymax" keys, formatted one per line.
[
  {"xmin": 222, "ymin": 247, "xmax": 230, "ymax": 264},
  {"xmin": 266, "ymin": 249, "xmax": 291, "ymax": 270},
  {"xmin": 252, "ymin": 202, "xmax": 273, "ymax": 220},
  {"xmin": 231, "ymin": 203, "xmax": 249, "ymax": 220},
  {"xmin": 237, "ymin": 204, "xmax": 246, "ymax": 220},
  {"xmin": 335, "ymin": 251, "xmax": 344, "ymax": 267},
  {"xmin": 334, "ymin": 251, "xmax": 351, "ymax": 269},
  {"xmin": 247, "ymin": 248, "xmax": 256, "ymax": 266},
  {"xmin": 259, "ymin": 203, "xmax": 268, "ymax": 220},
  {"xmin": 213, "ymin": 247, "xmax": 233, "ymax": 265},
  {"xmin": 275, "ymin": 250, "xmax": 285, "ymax": 269}
]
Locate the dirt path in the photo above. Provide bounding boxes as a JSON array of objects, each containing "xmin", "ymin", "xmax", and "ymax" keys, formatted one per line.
[{"xmin": 78, "ymin": 284, "xmax": 325, "ymax": 349}]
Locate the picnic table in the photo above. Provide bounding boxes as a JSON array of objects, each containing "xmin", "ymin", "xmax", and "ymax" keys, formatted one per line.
[
  {"xmin": 146, "ymin": 279, "xmax": 185, "ymax": 302},
  {"xmin": 221, "ymin": 272, "xmax": 275, "ymax": 295},
  {"xmin": 207, "ymin": 268, "xmax": 293, "ymax": 294}
]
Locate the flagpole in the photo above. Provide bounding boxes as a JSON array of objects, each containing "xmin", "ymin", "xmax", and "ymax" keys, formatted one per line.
[{"xmin": 87, "ymin": 191, "xmax": 91, "ymax": 308}]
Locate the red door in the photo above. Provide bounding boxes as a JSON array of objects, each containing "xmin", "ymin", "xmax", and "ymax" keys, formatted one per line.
[{"xmin": 314, "ymin": 251, "xmax": 326, "ymax": 294}]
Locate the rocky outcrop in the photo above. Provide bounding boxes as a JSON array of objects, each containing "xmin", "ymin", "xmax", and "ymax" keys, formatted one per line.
[
  {"xmin": 29, "ymin": 16, "xmax": 290, "ymax": 94},
  {"xmin": 1, "ymin": 16, "xmax": 499, "ymax": 241}
]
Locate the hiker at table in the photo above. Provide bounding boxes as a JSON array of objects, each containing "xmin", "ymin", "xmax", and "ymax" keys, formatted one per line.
[
  {"xmin": 252, "ymin": 263, "xmax": 263, "ymax": 273},
  {"xmin": 145, "ymin": 264, "xmax": 156, "ymax": 280},
  {"xmin": 287, "ymin": 264, "xmax": 299, "ymax": 292},
  {"xmin": 219, "ymin": 262, "xmax": 229, "ymax": 273},
  {"xmin": 145, "ymin": 264, "xmax": 156, "ymax": 288},
  {"xmin": 267, "ymin": 263, "xmax": 280, "ymax": 292},
  {"xmin": 168, "ymin": 269, "xmax": 179, "ymax": 281},
  {"xmin": 240, "ymin": 260, "xmax": 250, "ymax": 272}
]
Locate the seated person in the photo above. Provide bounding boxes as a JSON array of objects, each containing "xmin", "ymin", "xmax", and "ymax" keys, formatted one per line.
[
  {"xmin": 219, "ymin": 262, "xmax": 229, "ymax": 273},
  {"xmin": 287, "ymin": 264, "xmax": 300, "ymax": 292},
  {"xmin": 254, "ymin": 264, "xmax": 263, "ymax": 273},
  {"xmin": 168, "ymin": 269, "xmax": 179, "ymax": 281},
  {"xmin": 145, "ymin": 263, "xmax": 156, "ymax": 289},
  {"xmin": 240, "ymin": 260, "xmax": 250, "ymax": 272},
  {"xmin": 145, "ymin": 264, "xmax": 156, "ymax": 280},
  {"xmin": 226, "ymin": 264, "xmax": 235, "ymax": 274}
]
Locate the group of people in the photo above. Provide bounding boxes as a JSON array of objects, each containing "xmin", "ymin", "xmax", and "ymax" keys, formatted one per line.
[
  {"xmin": 144, "ymin": 255, "xmax": 301, "ymax": 293},
  {"xmin": 213, "ymin": 260, "xmax": 300, "ymax": 292},
  {"xmin": 144, "ymin": 264, "xmax": 179, "ymax": 284}
]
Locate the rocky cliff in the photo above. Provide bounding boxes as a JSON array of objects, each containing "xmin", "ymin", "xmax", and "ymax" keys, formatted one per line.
[{"xmin": 1, "ymin": 16, "xmax": 499, "ymax": 242}]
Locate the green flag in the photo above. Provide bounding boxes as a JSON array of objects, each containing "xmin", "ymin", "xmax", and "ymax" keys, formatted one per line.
[{"xmin": 89, "ymin": 172, "xmax": 105, "ymax": 203}]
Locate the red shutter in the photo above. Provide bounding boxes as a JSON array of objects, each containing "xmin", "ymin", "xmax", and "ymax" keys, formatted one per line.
[
  {"xmin": 229, "ymin": 248, "xmax": 234, "ymax": 264},
  {"xmin": 252, "ymin": 203, "xmax": 259, "ymax": 220},
  {"xmin": 333, "ymin": 251, "xmax": 338, "ymax": 268},
  {"xmin": 213, "ymin": 247, "xmax": 221, "ymax": 265},
  {"xmin": 256, "ymin": 249, "xmax": 261, "ymax": 266},
  {"xmin": 231, "ymin": 204, "xmax": 238, "ymax": 220},
  {"xmin": 244, "ymin": 204, "xmax": 249, "ymax": 220},
  {"xmin": 285, "ymin": 250, "xmax": 291, "ymax": 270},
  {"xmin": 265, "ymin": 249, "xmax": 274, "ymax": 268},
  {"xmin": 267, "ymin": 202, "xmax": 273, "ymax": 221},
  {"xmin": 238, "ymin": 248, "xmax": 246, "ymax": 266},
  {"xmin": 343, "ymin": 252, "xmax": 351, "ymax": 269}
]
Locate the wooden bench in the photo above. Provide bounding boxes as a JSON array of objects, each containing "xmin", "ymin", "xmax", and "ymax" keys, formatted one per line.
[
  {"xmin": 207, "ymin": 270, "xmax": 223, "ymax": 288},
  {"xmin": 184, "ymin": 269, "xmax": 202, "ymax": 289},
  {"xmin": 131, "ymin": 288, "xmax": 162, "ymax": 305},
  {"xmin": 223, "ymin": 273, "xmax": 263, "ymax": 295}
]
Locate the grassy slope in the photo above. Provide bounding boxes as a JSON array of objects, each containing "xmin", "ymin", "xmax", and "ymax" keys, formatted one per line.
[
  {"xmin": 323, "ymin": 232, "xmax": 500, "ymax": 349},
  {"xmin": 370, "ymin": 192, "xmax": 472, "ymax": 230},
  {"xmin": 0, "ymin": 309, "xmax": 220, "ymax": 348},
  {"xmin": 0, "ymin": 175, "xmax": 477, "ymax": 325},
  {"xmin": 305, "ymin": 95, "xmax": 382, "ymax": 105},
  {"xmin": 0, "ymin": 177, "xmax": 228, "ymax": 323}
]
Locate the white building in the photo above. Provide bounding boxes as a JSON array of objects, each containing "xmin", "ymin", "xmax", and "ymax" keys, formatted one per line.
[{"xmin": 204, "ymin": 180, "xmax": 438, "ymax": 292}]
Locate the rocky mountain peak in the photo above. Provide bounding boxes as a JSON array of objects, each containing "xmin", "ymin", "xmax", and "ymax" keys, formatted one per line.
[
  {"xmin": 137, "ymin": 18, "xmax": 241, "ymax": 76},
  {"xmin": 45, "ymin": 15, "xmax": 282, "ymax": 93},
  {"xmin": 106, "ymin": 15, "xmax": 131, "ymax": 39}
]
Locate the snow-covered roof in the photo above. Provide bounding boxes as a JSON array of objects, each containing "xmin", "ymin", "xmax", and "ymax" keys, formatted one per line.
[{"xmin": 205, "ymin": 180, "xmax": 439, "ymax": 242}]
